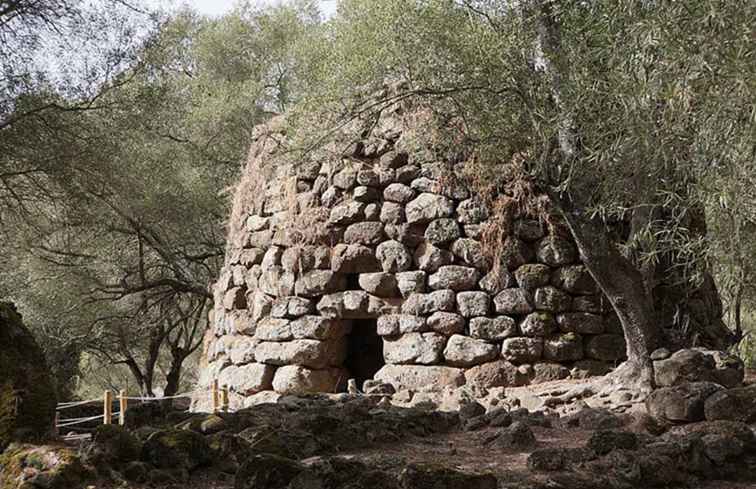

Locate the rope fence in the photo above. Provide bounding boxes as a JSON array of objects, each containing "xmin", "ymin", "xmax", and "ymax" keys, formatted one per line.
[{"xmin": 54, "ymin": 380, "xmax": 230, "ymax": 439}]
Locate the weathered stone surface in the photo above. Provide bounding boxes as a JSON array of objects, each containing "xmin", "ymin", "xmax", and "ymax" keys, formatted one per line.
[
  {"xmin": 396, "ymin": 271, "xmax": 426, "ymax": 298},
  {"xmin": 396, "ymin": 164, "xmax": 420, "ymax": 184},
  {"xmin": 375, "ymin": 240, "xmax": 413, "ymax": 272},
  {"xmin": 571, "ymin": 295, "xmax": 604, "ymax": 314},
  {"xmin": 543, "ymin": 333, "xmax": 584, "ymax": 362},
  {"xmin": 357, "ymin": 168, "xmax": 380, "ymax": 187},
  {"xmin": 290, "ymin": 316, "xmax": 349, "ymax": 340},
  {"xmin": 384, "ymin": 223, "xmax": 425, "ymax": 247},
  {"xmin": 321, "ymin": 186, "xmax": 342, "ymax": 207},
  {"xmin": 501, "ymin": 337, "xmax": 543, "ymax": 363},
  {"xmin": 444, "ymin": 335, "xmax": 499, "ymax": 367},
  {"xmin": 646, "ymin": 382, "xmax": 724, "ymax": 423},
  {"xmin": 585, "ymin": 334, "xmax": 626, "ymax": 361},
  {"xmin": 402, "ymin": 290, "xmax": 456, "ymax": 315},
  {"xmin": 0, "ymin": 303, "xmax": 56, "ymax": 450},
  {"xmin": 333, "ymin": 166, "xmax": 358, "ymax": 190},
  {"xmin": 534, "ymin": 286, "xmax": 572, "ymax": 312},
  {"xmin": 329, "ymin": 202, "xmax": 366, "ymax": 226},
  {"xmin": 247, "ymin": 291, "xmax": 273, "ymax": 326},
  {"xmin": 353, "ymin": 185, "xmax": 378, "ymax": 203},
  {"xmin": 377, "ymin": 314, "xmax": 427, "ymax": 336},
  {"xmin": 239, "ymin": 248, "xmax": 265, "ymax": 267},
  {"xmin": 428, "ymin": 265, "xmax": 479, "ymax": 291},
  {"xmin": 457, "ymin": 198, "xmax": 489, "ymax": 224},
  {"xmin": 405, "ymin": 193, "xmax": 455, "ymax": 224},
  {"xmin": 450, "ymin": 238, "xmax": 490, "ymax": 270},
  {"xmin": 570, "ymin": 360, "xmax": 613, "ymax": 379},
  {"xmin": 271, "ymin": 297, "xmax": 314, "ymax": 319},
  {"xmin": 374, "ymin": 365, "xmax": 465, "ymax": 392},
  {"xmin": 536, "ymin": 236, "xmax": 578, "ymax": 266},
  {"xmin": 383, "ymin": 333, "xmax": 447, "ymax": 365},
  {"xmin": 479, "ymin": 269, "xmax": 515, "ymax": 294},
  {"xmin": 493, "ymin": 289, "xmax": 534, "ymax": 315},
  {"xmin": 219, "ymin": 363, "xmax": 275, "ymax": 395},
  {"xmin": 317, "ymin": 291, "xmax": 393, "ymax": 319},
  {"xmin": 247, "ymin": 230, "xmax": 273, "ymax": 248},
  {"xmin": 383, "ymin": 183, "xmax": 416, "ymax": 203},
  {"xmin": 465, "ymin": 360, "xmax": 528, "ymax": 389},
  {"xmin": 272, "ymin": 365, "xmax": 347, "ymax": 394},
  {"xmin": 256, "ymin": 339, "xmax": 346, "ymax": 369},
  {"xmin": 704, "ymin": 385, "xmax": 756, "ymax": 423},
  {"xmin": 519, "ymin": 312, "xmax": 558, "ymax": 337},
  {"xmin": 379, "ymin": 201, "xmax": 405, "ymax": 224},
  {"xmin": 514, "ymin": 264, "xmax": 551, "ymax": 290},
  {"xmin": 701, "ymin": 349, "xmax": 745, "ymax": 388},
  {"xmin": 456, "ymin": 291, "xmax": 490, "ymax": 318},
  {"xmin": 364, "ymin": 202, "xmax": 381, "ymax": 220},
  {"xmin": 514, "ymin": 219, "xmax": 545, "ymax": 241},
  {"xmin": 261, "ymin": 246, "xmax": 283, "ymax": 268},
  {"xmin": 358, "ymin": 272, "xmax": 399, "ymax": 297},
  {"xmin": 259, "ymin": 267, "xmax": 296, "ymax": 297},
  {"xmin": 414, "ymin": 242, "xmax": 453, "ymax": 272},
  {"xmin": 295, "ymin": 270, "xmax": 345, "ymax": 298},
  {"xmin": 427, "ymin": 312, "xmax": 465, "ymax": 336},
  {"xmin": 556, "ymin": 312, "xmax": 604, "ymax": 334},
  {"xmin": 425, "ymin": 218, "xmax": 461, "ymax": 246},
  {"xmin": 223, "ymin": 287, "xmax": 247, "ymax": 310},
  {"xmin": 343, "ymin": 222, "xmax": 385, "ymax": 245},
  {"xmin": 379, "ymin": 150, "xmax": 409, "ymax": 169},
  {"xmin": 331, "ymin": 243, "xmax": 380, "ymax": 274},
  {"xmin": 246, "ymin": 215, "xmax": 270, "ymax": 232},
  {"xmin": 653, "ymin": 349, "xmax": 718, "ymax": 387},
  {"xmin": 469, "ymin": 316, "xmax": 517, "ymax": 341},
  {"xmin": 255, "ymin": 318, "xmax": 293, "ymax": 341},
  {"xmin": 229, "ymin": 337, "xmax": 259, "ymax": 365}
]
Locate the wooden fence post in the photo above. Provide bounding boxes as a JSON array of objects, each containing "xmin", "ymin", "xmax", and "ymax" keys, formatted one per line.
[
  {"xmin": 221, "ymin": 386, "xmax": 229, "ymax": 413},
  {"xmin": 104, "ymin": 390, "xmax": 113, "ymax": 425},
  {"xmin": 119, "ymin": 390, "xmax": 127, "ymax": 426},
  {"xmin": 211, "ymin": 380, "xmax": 219, "ymax": 413}
]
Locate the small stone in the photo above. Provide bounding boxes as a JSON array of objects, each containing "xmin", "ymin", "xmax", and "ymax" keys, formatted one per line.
[
  {"xmin": 357, "ymin": 169, "xmax": 380, "ymax": 187},
  {"xmin": 479, "ymin": 269, "xmax": 516, "ymax": 294},
  {"xmin": 469, "ymin": 316, "xmax": 517, "ymax": 341},
  {"xmin": 450, "ymin": 238, "xmax": 490, "ymax": 270},
  {"xmin": 493, "ymin": 289, "xmax": 534, "ymax": 315},
  {"xmin": 465, "ymin": 360, "xmax": 529, "ymax": 389},
  {"xmin": 650, "ymin": 348, "xmax": 671, "ymax": 361},
  {"xmin": 329, "ymin": 202, "xmax": 366, "ymax": 226},
  {"xmin": 425, "ymin": 218, "xmax": 461, "ymax": 245},
  {"xmin": 295, "ymin": 270, "xmax": 345, "ymax": 298},
  {"xmin": 456, "ymin": 291, "xmax": 490, "ymax": 318},
  {"xmin": 395, "ymin": 164, "xmax": 420, "ymax": 183},
  {"xmin": 532, "ymin": 362, "xmax": 570, "ymax": 382},
  {"xmin": 331, "ymin": 243, "xmax": 381, "ymax": 273},
  {"xmin": 364, "ymin": 202, "xmax": 381, "ymax": 220},
  {"xmin": 270, "ymin": 297, "xmax": 314, "ymax": 319},
  {"xmin": 353, "ymin": 186, "xmax": 380, "ymax": 203},
  {"xmin": 499, "ymin": 238, "xmax": 534, "ymax": 270},
  {"xmin": 379, "ymin": 201, "xmax": 405, "ymax": 224},
  {"xmin": 333, "ymin": 166, "xmax": 358, "ymax": 190},
  {"xmin": 457, "ymin": 198, "xmax": 489, "ymax": 224},
  {"xmin": 551, "ymin": 265, "xmax": 598, "ymax": 294},
  {"xmin": 384, "ymin": 223, "xmax": 425, "ymax": 247},
  {"xmin": 557, "ymin": 313, "xmax": 605, "ymax": 334},
  {"xmin": 379, "ymin": 150, "xmax": 409, "ymax": 169},
  {"xmin": 427, "ymin": 312, "xmax": 465, "ymax": 335},
  {"xmin": 246, "ymin": 215, "xmax": 270, "ymax": 232},
  {"xmin": 543, "ymin": 333, "xmax": 584, "ymax": 361},
  {"xmin": 403, "ymin": 290, "xmax": 456, "ymax": 315},
  {"xmin": 376, "ymin": 240, "xmax": 413, "ymax": 272}
]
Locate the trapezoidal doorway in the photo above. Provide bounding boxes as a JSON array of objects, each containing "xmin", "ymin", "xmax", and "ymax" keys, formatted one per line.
[{"xmin": 343, "ymin": 318, "xmax": 384, "ymax": 388}]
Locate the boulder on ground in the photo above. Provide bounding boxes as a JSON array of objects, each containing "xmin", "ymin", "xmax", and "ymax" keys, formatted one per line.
[{"xmin": 646, "ymin": 382, "xmax": 724, "ymax": 424}]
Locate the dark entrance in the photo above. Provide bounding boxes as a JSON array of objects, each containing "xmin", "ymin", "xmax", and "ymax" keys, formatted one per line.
[{"xmin": 343, "ymin": 319, "xmax": 384, "ymax": 388}]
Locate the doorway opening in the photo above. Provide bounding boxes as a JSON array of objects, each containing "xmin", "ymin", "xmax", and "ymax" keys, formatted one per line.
[{"xmin": 343, "ymin": 318, "xmax": 384, "ymax": 389}]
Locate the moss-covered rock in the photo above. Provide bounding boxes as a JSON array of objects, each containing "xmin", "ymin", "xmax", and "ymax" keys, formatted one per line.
[
  {"xmin": 0, "ymin": 303, "xmax": 57, "ymax": 451},
  {"xmin": 0, "ymin": 444, "xmax": 92, "ymax": 489},
  {"xmin": 84, "ymin": 425, "xmax": 141, "ymax": 467},
  {"xmin": 142, "ymin": 429, "xmax": 212, "ymax": 472}
]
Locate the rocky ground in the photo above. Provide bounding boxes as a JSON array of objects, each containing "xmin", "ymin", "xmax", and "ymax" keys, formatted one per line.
[{"xmin": 2, "ymin": 371, "xmax": 756, "ymax": 489}]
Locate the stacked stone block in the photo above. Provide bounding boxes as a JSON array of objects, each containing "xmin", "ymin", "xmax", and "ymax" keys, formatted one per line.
[{"xmin": 200, "ymin": 117, "xmax": 628, "ymax": 402}]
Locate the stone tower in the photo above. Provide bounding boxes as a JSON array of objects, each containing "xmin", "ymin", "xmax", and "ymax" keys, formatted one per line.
[{"xmin": 195, "ymin": 106, "xmax": 634, "ymax": 409}]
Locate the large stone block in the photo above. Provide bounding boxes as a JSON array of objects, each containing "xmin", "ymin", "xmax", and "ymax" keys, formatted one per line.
[
  {"xmin": 377, "ymin": 314, "xmax": 427, "ymax": 336},
  {"xmin": 255, "ymin": 338, "xmax": 346, "ymax": 369},
  {"xmin": 457, "ymin": 198, "xmax": 489, "ymax": 224},
  {"xmin": 229, "ymin": 337, "xmax": 259, "ymax": 365},
  {"xmin": 272, "ymin": 366, "xmax": 347, "ymax": 394},
  {"xmin": 414, "ymin": 242, "xmax": 453, "ymax": 273},
  {"xmin": 479, "ymin": 269, "xmax": 516, "ymax": 294},
  {"xmin": 543, "ymin": 333, "xmax": 584, "ymax": 362},
  {"xmin": 456, "ymin": 291, "xmax": 491, "ymax": 318},
  {"xmin": 329, "ymin": 202, "xmax": 366, "ymax": 226},
  {"xmin": 402, "ymin": 290, "xmax": 456, "ymax": 315},
  {"xmin": 379, "ymin": 201, "xmax": 405, "ymax": 224},
  {"xmin": 254, "ymin": 318, "xmax": 293, "ymax": 341},
  {"xmin": 358, "ymin": 272, "xmax": 399, "ymax": 297},
  {"xmin": 427, "ymin": 312, "xmax": 465, "ymax": 336},
  {"xmin": 343, "ymin": 222, "xmax": 385, "ymax": 245},
  {"xmin": 332, "ymin": 244, "xmax": 381, "ymax": 274},
  {"xmin": 396, "ymin": 271, "xmax": 427, "ymax": 298},
  {"xmin": 405, "ymin": 193, "xmax": 455, "ymax": 224},
  {"xmin": 536, "ymin": 236, "xmax": 578, "ymax": 266},
  {"xmin": 295, "ymin": 270, "xmax": 346, "ymax": 298},
  {"xmin": 501, "ymin": 337, "xmax": 543, "ymax": 363},
  {"xmin": 317, "ymin": 291, "xmax": 394, "ymax": 319},
  {"xmin": 534, "ymin": 286, "xmax": 572, "ymax": 312},
  {"xmin": 219, "ymin": 363, "xmax": 275, "ymax": 395},
  {"xmin": 425, "ymin": 218, "xmax": 461, "ymax": 246},
  {"xmin": 428, "ymin": 265, "xmax": 479, "ymax": 291},
  {"xmin": 519, "ymin": 312, "xmax": 558, "ymax": 338},
  {"xmin": 556, "ymin": 313, "xmax": 604, "ymax": 334},
  {"xmin": 499, "ymin": 238, "xmax": 534, "ymax": 270},
  {"xmin": 551, "ymin": 265, "xmax": 598, "ymax": 295},
  {"xmin": 450, "ymin": 238, "xmax": 490, "ymax": 270},
  {"xmin": 465, "ymin": 360, "xmax": 529, "ymax": 389},
  {"xmin": 514, "ymin": 264, "xmax": 551, "ymax": 290},
  {"xmin": 469, "ymin": 316, "xmax": 517, "ymax": 341},
  {"xmin": 383, "ymin": 183, "xmax": 416, "ymax": 203},
  {"xmin": 374, "ymin": 365, "xmax": 466, "ymax": 392},
  {"xmin": 493, "ymin": 289, "xmax": 534, "ymax": 315},
  {"xmin": 290, "ymin": 316, "xmax": 349, "ymax": 340},
  {"xmin": 259, "ymin": 267, "xmax": 295, "ymax": 297},
  {"xmin": 444, "ymin": 335, "xmax": 499, "ymax": 367},
  {"xmin": 383, "ymin": 332, "xmax": 447, "ymax": 365},
  {"xmin": 271, "ymin": 297, "xmax": 314, "ymax": 319}
]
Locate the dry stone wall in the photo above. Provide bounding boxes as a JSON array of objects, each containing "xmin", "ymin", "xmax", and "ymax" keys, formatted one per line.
[{"xmin": 198, "ymin": 112, "xmax": 628, "ymax": 408}]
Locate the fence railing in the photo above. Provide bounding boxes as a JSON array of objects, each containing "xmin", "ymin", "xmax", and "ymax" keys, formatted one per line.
[{"xmin": 54, "ymin": 380, "xmax": 230, "ymax": 438}]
